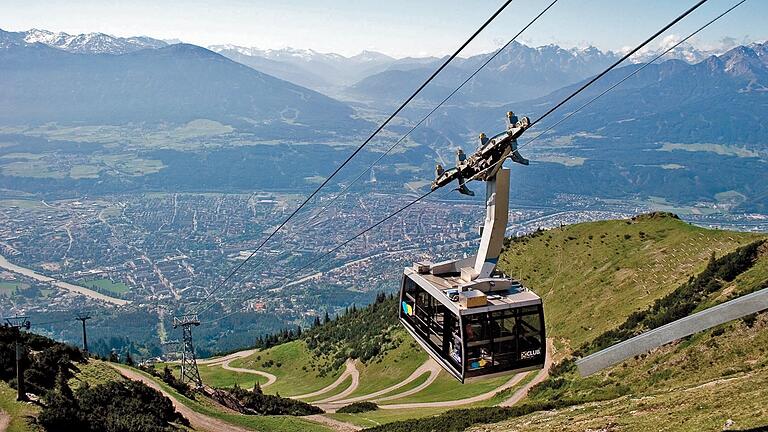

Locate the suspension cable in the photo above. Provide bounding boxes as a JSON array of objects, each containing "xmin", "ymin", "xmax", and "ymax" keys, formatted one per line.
[
  {"xmin": 191, "ymin": 0, "xmax": 519, "ymax": 313},
  {"xmin": 307, "ymin": 0, "xmax": 561, "ymax": 224},
  {"xmin": 199, "ymin": 157, "xmax": 504, "ymax": 320},
  {"xmin": 198, "ymin": 0, "xmax": 715, "ymax": 319},
  {"xmin": 255, "ymin": 0, "xmax": 720, "ymax": 294}
]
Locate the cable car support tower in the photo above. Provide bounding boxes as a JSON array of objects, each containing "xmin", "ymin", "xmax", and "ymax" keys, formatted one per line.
[
  {"xmin": 173, "ymin": 314, "xmax": 203, "ymax": 388},
  {"xmin": 5, "ymin": 316, "xmax": 31, "ymax": 401}
]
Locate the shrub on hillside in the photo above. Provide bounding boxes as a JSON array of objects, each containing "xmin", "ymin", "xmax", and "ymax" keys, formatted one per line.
[
  {"xmin": 137, "ymin": 364, "xmax": 195, "ymax": 399},
  {"xmin": 0, "ymin": 327, "xmax": 85, "ymax": 394},
  {"xmin": 159, "ymin": 366, "xmax": 195, "ymax": 399},
  {"xmin": 337, "ymin": 401, "xmax": 377, "ymax": 413},
  {"xmin": 39, "ymin": 373, "xmax": 187, "ymax": 432},
  {"xmin": 221, "ymin": 384, "xmax": 323, "ymax": 416}
]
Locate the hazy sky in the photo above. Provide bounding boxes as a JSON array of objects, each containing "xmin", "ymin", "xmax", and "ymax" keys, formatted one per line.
[{"xmin": 2, "ymin": 0, "xmax": 765, "ymax": 57}]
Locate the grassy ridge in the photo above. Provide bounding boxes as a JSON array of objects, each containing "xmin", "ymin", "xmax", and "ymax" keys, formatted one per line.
[
  {"xmin": 368, "ymin": 214, "xmax": 768, "ymax": 431},
  {"xmin": 498, "ymin": 212, "xmax": 762, "ymax": 348},
  {"xmin": 473, "ymin": 313, "xmax": 768, "ymax": 432}
]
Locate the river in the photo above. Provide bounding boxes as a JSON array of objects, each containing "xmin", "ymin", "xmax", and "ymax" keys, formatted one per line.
[{"xmin": 0, "ymin": 255, "xmax": 129, "ymax": 306}]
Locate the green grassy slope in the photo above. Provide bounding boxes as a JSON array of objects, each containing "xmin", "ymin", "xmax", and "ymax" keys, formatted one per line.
[
  {"xmin": 230, "ymin": 340, "xmax": 344, "ymax": 396},
  {"xmin": 0, "ymin": 358, "xmax": 145, "ymax": 432},
  {"xmin": 69, "ymin": 358, "xmax": 126, "ymax": 389},
  {"xmin": 472, "ymin": 312, "xmax": 768, "ymax": 432},
  {"xmin": 347, "ymin": 333, "xmax": 426, "ymax": 398},
  {"xmin": 166, "ymin": 214, "xmax": 766, "ymax": 431},
  {"xmin": 0, "ymin": 381, "xmax": 38, "ymax": 432},
  {"xmin": 158, "ymin": 362, "xmax": 269, "ymax": 389},
  {"xmin": 331, "ymin": 372, "xmax": 537, "ymax": 429},
  {"xmin": 498, "ymin": 213, "xmax": 763, "ymax": 348},
  {"xmin": 367, "ymin": 214, "xmax": 768, "ymax": 431},
  {"xmin": 383, "ymin": 372, "xmax": 512, "ymax": 404}
]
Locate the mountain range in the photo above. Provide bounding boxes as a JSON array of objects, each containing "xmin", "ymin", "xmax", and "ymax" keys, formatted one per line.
[
  {"xmin": 0, "ymin": 28, "xmax": 168, "ymax": 54},
  {"xmin": 0, "ymin": 35, "xmax": 365, "ymax": 138},
  {"xmin": 0, "ymin": 27, "xmax": 766, "ymax": 210},
  {"xmin": 476, "ymin": 42, "xmax": 768, "ymax": 210},
  {"xmin": 209, "ymin": 45, "xmax": 396, "ymax": 92}
]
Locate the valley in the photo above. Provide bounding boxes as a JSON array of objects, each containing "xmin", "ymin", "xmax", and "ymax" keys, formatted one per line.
[{"xmin": 0, "ymin": 8, "xmax": 767, "ymax": 430}]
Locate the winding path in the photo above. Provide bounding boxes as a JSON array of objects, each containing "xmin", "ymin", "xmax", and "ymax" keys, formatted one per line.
[
  {"xmin": 327, "ymin": 358, "xmax": 441, "ymax": 405},
  {"xmin": 374, "ymin": 339, "xmax": 554, "ymax": 410},
  {"xmin": 294, "ymin": 360, "xmax": 358, "ymax": 400},
  {"xmin": 195, "ymin": 349, "xmax": 278, "ymax": 388},
  {"xmin": 111, "ymin": 365, "xmax": 251, "ymax": 432},
  {"xmin": 499, "ymin": 339, "xmax": 554, "ymax": 407},
  {"xmin": 197, "ymin": 349, "xmax": 257, "ymax": 366},
  {"xmin": 377, "ymin": 370, "xmax": 529, "ymax": 410},
  {"xmin": 219, "ymin": 358, "xmax": 278, "ymax": 388},
  {"xmin": 373, "ymin": 368, "xmax": 440, "ymax": 403},
  {"xmin": 0, "ymin": 410, "xmax": 9, "ymax": 432},
  {"xmin": 313, "ymin": 360, "xmax": 360, "ymax": 404},
  {"xmin": 189, "ymin": 338, "xmax": 554, "ymax": 419}
]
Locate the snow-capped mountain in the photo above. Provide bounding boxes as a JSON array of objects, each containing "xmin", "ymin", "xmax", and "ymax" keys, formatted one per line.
[
  {"xmin": 209, "ymin": 45, "xmax": 346, "ymax": 63},
  {"xmin": 347, "ymin": 41, "xmax": 622, "ymax": 106},
  {"xmin": 209, "ymin": 45, "xmax": 396, "ymax": 90},
  {"xmin": 0, "ymin": 28, "xmax": 167, "ymax": 54}
]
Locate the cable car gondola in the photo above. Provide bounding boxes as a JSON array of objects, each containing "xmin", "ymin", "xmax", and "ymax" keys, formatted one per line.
[{"xmin": 399, "ymin": 113, "xmax": 546, "ymax": 382}]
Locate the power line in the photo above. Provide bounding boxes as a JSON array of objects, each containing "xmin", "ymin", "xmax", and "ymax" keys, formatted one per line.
[
  {"xmin": 205, "ymin": 0, "xmax": 712, "ymax": 312},
  {"xmin": 191, "ymin": 0, "xmax": 519, "ymax": 313},
  {"xmin": 529, "ymin": 0, "xmax": 709, "ymax": 127},
  {"xmin": 32, "ymin": 319, "xmax": 74, "ymax": 327},
  {"xmin": 306, "ymin": 0, "xmax": 561, "ymax": 224}
]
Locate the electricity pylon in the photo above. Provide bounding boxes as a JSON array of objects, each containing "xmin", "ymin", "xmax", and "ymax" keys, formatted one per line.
[
  {"xmin": 173, "ymin": 314, "xmax": 202, "ymax": 388},
  {"xmin": 5, "ymin": 316, "xmax": 30, "ymax": 401}
]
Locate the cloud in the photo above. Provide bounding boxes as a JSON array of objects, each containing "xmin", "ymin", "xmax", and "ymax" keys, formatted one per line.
[{"xmin": 659, "ymin": 34, "xmax": 682, "ymax": 50}]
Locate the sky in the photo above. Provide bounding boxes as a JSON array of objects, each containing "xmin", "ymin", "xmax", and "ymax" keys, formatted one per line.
[{"xmin": 2, "ymin": 0, "xmax": 766, "ymax": 57}]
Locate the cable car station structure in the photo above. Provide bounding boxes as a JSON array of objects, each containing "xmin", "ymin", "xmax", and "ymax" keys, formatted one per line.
[{"xmin": 399, "ymin": 113, "xmax": 545, "ymax": 382}]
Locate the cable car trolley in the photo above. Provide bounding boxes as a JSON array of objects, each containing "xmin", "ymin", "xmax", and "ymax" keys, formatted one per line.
[{"xmin": 399, "ymin": 112, "xmax": 545, "ymax": 382}]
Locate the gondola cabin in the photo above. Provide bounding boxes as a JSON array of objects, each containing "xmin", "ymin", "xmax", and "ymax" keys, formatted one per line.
[
  {"xmin": 397, "ymin": 130, "xmax": 546, "ymax": 382},
  {"xmin": 399, "ymin": 263, "xmax": 545, "ymax": 382}
]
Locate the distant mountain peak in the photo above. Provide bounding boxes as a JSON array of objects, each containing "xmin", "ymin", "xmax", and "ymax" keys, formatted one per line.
[
  {"xmin": 350, "ymin": 50, "xmax": 394, "ymax": 63},
  {"xmin": 718, "ymin": 45, "xmax": 767, "ymax": 82},
  {"xmin": 0, "ymin": 27, "xmax": 167, "ymax": 54}
]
